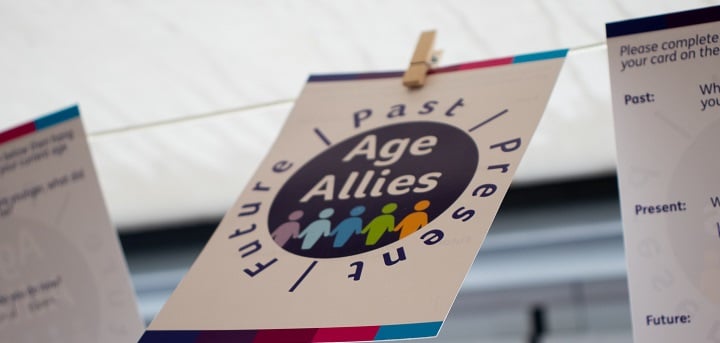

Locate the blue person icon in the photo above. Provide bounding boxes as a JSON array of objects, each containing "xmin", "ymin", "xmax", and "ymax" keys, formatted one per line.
[
  {"xmin": 298, "ymin": 208, "xmax": 334, "ymax": 250},
  {"xmin": 329, "ymin": 205, "xmax": 365, "ymax": 248}
]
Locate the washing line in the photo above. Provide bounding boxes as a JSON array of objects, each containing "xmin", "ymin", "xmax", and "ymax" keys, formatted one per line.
[{"xmin": 88, "ymin": 41, "xmax": 609, "ymax": 138}]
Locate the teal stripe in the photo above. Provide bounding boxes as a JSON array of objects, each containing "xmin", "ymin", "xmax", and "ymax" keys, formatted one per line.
[
  {"xmin": 374, "ymin": 321, "xmax": 442, "ymax": 340},
  {"xmin": 35, "ymin": 105, "xmax": 80, "ymax": 130},
  {"xmin": 513, "ymin": 49, "xmax": 568, "ymax": 64}
]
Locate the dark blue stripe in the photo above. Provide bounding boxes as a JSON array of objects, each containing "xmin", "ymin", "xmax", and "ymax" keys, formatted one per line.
[
  {"xmin": 607, "ymin": 5, "xmax": 720, "ymax": 38},
  {"xmin": 34, "ymin": 105, "xmax": 80, "ymax": 130},
  {"xmin": 138, "ymin": 330, "xmax": 201, "ymax": 343},
  {"xmin": 667, "ymin": 6, "xmax": 720, "ymax": 28},
  {"xmin": 308, "ymin": 71, "xmax": 403, "ymax": 82}
]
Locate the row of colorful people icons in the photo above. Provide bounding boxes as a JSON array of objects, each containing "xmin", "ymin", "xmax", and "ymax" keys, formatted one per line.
[{"xmin": 271, "ymin": 200, "xmax": 431, "ymax": 250}]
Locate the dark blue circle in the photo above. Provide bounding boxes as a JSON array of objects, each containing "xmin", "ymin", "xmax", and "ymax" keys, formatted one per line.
[{"xmin": 268, "ymin": 122, "xmax": 478, "ymax": 258}]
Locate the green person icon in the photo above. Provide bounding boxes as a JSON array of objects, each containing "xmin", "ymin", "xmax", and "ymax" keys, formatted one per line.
[{"xmin": 361, "ymin": 202, "xmax": 397, "ymax": 246}]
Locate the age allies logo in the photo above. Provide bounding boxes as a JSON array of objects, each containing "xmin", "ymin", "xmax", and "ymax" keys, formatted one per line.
[
  {"xmin": 227, "ymin": 98, "xmax": 523, "ymax": 289},
  {"xmin": 268, "ymin": 122, "xmax": 478, "ymax": 258}
]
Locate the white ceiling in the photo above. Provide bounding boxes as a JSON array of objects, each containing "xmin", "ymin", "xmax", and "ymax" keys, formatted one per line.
[{"xmin": 1, "ymin": 0, "xmax": 715, "ymax": 229}]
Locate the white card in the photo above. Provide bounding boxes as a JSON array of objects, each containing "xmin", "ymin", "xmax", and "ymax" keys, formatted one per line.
[
  {"xmin": 141, "ymin": 51, "xmax": 566, "ymax": 342},
  {"xmin": 0, "ymin": 106, "xmax": 143, "ymax": 342},
  {"xmin": 607, "ymin": 6, "xmax": 720, "ymax": 342}
]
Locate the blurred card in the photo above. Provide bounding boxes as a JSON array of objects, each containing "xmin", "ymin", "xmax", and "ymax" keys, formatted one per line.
[
  {"xmin": 607, "ymin": 5, "xmax": 720, "ymax": 342},
  {"xmin": 0, "ymin": 106, "xmax": 143, "ymax": 342}
]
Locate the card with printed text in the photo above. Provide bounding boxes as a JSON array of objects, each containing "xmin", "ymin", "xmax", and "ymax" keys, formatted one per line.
[
  {"xmin": 141, "ymin": 51, "xmax": 566, "ymax": 342},
  {"xmin": 0, "ymin": 106, "xmax": 143, "ymax": 342},
  {"xmin": 607, "ymin": 6, "xmax": 720, "ymax": 342}
]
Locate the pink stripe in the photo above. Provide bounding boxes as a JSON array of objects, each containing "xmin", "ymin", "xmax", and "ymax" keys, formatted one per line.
[
  {"xmin": 253, "ymin": 328, "xmax": 317, "ymax": 343},
  {"xmin": 0, "ymin": 122, "xmax": 36, "ymax": 145},
  {"xmin": 312, "ymin": 325, "xmax": 380, "ymax": 342},
  {"xmin": 431, "ymin": 57, "xmax": 514, "ymax": 74}
]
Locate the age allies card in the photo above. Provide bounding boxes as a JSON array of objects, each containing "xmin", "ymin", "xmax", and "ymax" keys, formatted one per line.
[
  {"xmin": 0, "ymin": 106, "xmax": 143, "ymax": 342},
  {"xmin": 141, "ymin": 50, "xmax": 566, "ymax": 342},
  {"xmin": 607, "ymin": 6, "xmax": 720, "ymax": 342}
]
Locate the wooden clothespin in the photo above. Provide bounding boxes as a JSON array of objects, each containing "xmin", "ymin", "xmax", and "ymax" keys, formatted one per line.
[{"xmin": 403, "ymin": 30, "xmax": 438, "ymax": 88}]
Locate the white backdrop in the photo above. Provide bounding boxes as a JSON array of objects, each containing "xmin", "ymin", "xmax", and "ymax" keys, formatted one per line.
[{"xmin": 1, "ymin": 0, "xmax": 715, "ymax": 229}]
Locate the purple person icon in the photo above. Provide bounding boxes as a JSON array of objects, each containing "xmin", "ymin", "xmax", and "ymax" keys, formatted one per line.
[{"xmin": 271, "ymin": 210, "xmax": 304, "ymax": 247}]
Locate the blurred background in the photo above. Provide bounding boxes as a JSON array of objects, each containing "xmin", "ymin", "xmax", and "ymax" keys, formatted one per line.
[{"xmin": 2, "ymin": 1, "xmax": 717, "ymax": 341}]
